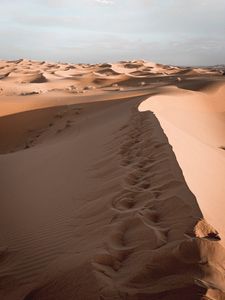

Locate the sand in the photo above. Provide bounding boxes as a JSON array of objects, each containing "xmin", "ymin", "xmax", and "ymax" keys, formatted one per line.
[
  {"xmin": 139, "ymin": 85, "xmax": 225, "ymax": 241},
  {"xmin": 0, "ymin": 59, "xmax": 225, "ymax": 299}
]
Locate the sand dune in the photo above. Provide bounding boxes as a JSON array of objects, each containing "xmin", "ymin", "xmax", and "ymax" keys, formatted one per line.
[
  {"xmin": 18, "ymin": 73, "xmax": 47, "ymax": 84},
  {"xmin": 0, "ymin": 59, "xmax": 223, "ymax": 97},
  {"xmin": 139, "ymin": 84, "xmax": 225, "ymax": 244},
  {"xmin": 95, "ymin": 67, "xmax": 121, "ymax": 76},
  {"xmin": 0, "ymin": 59, "xmax": 225, "ymax": 299}
]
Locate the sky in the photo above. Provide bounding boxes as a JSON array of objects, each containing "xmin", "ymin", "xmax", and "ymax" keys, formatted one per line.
[{"xmin": 1, "ymin": 0, "xmax": 225, "ymax": 66}]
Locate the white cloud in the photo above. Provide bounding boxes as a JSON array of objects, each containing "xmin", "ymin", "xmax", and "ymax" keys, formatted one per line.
[
  {"xmin": 94, "ymin": 0, "xmax": 114, "ymax": 4},
  {"xmin": 1, "ymin": 0, "xmax": 225, "ymax": 65}
]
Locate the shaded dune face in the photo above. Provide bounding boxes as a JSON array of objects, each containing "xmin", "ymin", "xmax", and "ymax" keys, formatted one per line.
[
  {"xmin": 95, "ymin": 67, "xmax": 121, "ymax": 76},
  {"xmin": 0, "ymin": 105, "xmax": 75, "ymax": 153},
  {"xmin": 90, "ymin": 110, "xmax": 225, "ymax": 299},
  {"xmin": 19, "ymin": 73, "xmax": 47, "ymax": 84}
]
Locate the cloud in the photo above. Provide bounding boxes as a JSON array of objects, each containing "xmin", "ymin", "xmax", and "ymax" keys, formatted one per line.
[
  {"xmin": 94, "ymin": 0, "xmax": 114, "ymax": 4},
  {"xmin": 13, "ymin": 15, "xmax": 81, "ymax": 28},
  {"xmin": 0, "ymin": 0, "xmax": 225, "ymax": 65}
]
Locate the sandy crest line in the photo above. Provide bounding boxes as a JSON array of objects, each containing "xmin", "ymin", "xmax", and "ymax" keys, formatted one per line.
[{"xmin": 139, "ymin": 85, "xmax": 225, "ymax": 244}]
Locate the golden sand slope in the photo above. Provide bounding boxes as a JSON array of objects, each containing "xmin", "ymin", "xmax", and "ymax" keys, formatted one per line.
[{"xmin": 0, "ymin": 60, "xmax": 225, "ymax": 299}]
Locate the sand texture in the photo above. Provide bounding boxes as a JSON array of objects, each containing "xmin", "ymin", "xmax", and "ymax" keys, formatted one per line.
[{"xmin": 0, "ymin": 59, "xmax": 225, "ymax": 299}]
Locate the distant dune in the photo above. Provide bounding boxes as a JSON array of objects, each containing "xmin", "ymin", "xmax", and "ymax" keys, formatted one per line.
[{"xmin": 0, "ymin": 59, "xmax": 225, "ymax": 299}]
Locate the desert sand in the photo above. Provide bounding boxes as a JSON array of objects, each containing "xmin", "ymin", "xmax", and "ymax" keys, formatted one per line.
[{"xmin": 0, "ymin": 59, "xmax": 225, "ymax": 299}]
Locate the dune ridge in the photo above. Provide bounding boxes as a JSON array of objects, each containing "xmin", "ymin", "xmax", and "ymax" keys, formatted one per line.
[{"xmin": 139, "ymin": 84, "xmax": 225, "ymax": 244}]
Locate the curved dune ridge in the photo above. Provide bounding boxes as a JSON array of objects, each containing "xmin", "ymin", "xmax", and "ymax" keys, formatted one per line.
[
  {"xmin": 139, "ymin": 83, "xmax": 225, "ymax": 244},
  {"xmin": 0, "ymin": 60, "xmax": 225, "ymax": 299}
]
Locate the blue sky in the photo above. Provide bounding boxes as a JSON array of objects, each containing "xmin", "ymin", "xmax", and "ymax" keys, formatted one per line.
[{"xmin": 1, "ymin": 0, "xmax": 225, "ymax": 65}]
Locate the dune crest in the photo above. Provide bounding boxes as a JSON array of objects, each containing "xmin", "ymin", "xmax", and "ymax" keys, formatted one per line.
[{"xmin": 139, "ymin": 84, "xmax": 225, "ymax": 244}]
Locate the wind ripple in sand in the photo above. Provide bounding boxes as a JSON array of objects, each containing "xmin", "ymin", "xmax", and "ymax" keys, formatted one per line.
[{"xmin": 93, "ymin": 104, "xmax": 225, "ymax": 299}]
